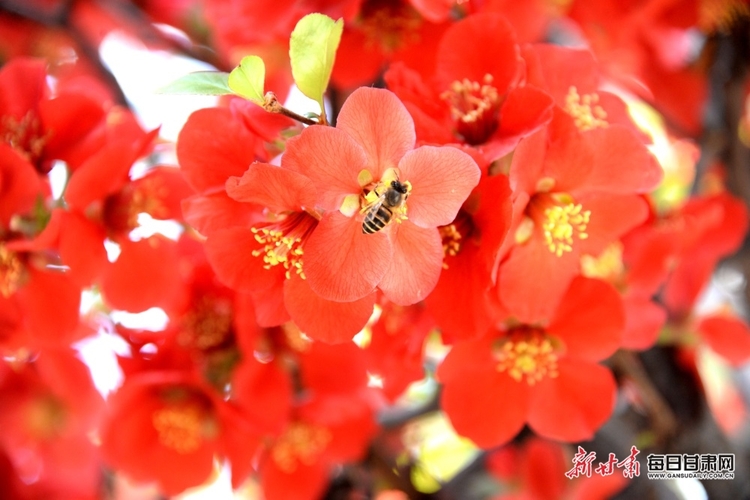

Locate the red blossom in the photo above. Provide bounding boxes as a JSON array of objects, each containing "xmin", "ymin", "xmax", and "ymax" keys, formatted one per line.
[
  {"xmin": 439, "ymin": 277, "xmax": 623, "ymax": 448},
  {"xmin": 286, "ymin": 87, "xmax": 480, "ymax": 304}
]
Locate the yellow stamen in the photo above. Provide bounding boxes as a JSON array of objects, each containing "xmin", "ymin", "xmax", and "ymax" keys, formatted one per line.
[
  {"xmin": 543, "ymin": 203, "xmax": 590, "ymax": 257},
  {"xmin": 439, "ymin": 223, "xmax": 462, "ymax": 269},
  {"xmin": 0, "ymin": 244, "xmax": 23, "ymax": 298},
  {"xmin": 152, "ymin": 405, "xmax": 205, "ymax": 454},
  {"xmin": 2, "ymin": 112, "xmax": 48, "ymax": 163},
  {"xmin": 581, "ymin": 243, "xmax": 624, "ymax": 283},
  {"xmin": 440, "ymin": 74, "xmax": 501, "ymax": 144},
  {"xmin": 564, "ymin": 87, "xmax": 608, "ymax": 131},
  {"xmin": 494, "ymin": 333, "xmax": 559, "ymax": 385},
  {"xmin": 179, "ymin": 297, "xmax": 233, "ymax": 350},
  {"xmin": 271, "ymin": 422, "xmax": 332, "ymax": 473}
]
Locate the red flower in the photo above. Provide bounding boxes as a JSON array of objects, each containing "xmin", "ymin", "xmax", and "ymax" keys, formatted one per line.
[
  {"xmin": 286, "ymin": 87, "xmax": 480, "ymax": 305},
  {"xmin": 697, "ymin": 315, "xmax": 750, "ymax": 367},
  {"xmin": 100, "ymin": 372, "xmax": 259, "ymax": 495},
  {"xmin": 496, "ymin": 109, "xmax": 662, "ymax": 323},
  {"xmin": 439, "ymin": 277, "xmax": 623, "ymax": 448},
  {"xmin": 205, "ymin": 163, "xmax": 377, "ymax": 343},
  {"xmin": 385, "ymin": 13, "xmax": 554, "ymax": 161}
]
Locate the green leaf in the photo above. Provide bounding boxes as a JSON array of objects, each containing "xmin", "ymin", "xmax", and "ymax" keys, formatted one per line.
[
  {"xmin": 289, "ymin": 14, "xmax": 343, "ymax": 113},
  {"xmin": 228, "ymin": 56, "xmax": 266, "ymax": 104},
  {"xmin": 156, "ymin": 72, "xmax": 232, "ymax": 95}
]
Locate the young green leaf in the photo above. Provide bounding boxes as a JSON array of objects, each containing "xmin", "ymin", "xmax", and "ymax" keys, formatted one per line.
[
  {"xmin": 156, "ymin": 72, "xmax": 233, "ymax": 95},
  {"xmin": 289, "ymin": 14, "xmax": 343, "ymax": 115},
  {"xmin": 228, "ymin": 55, "xmax": 266, "ymax": 105}
]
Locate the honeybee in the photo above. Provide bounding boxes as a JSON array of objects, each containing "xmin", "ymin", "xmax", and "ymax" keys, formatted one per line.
[{"xmin": 362, "ymin": 180, "xmax": 410, "ymax": 234}]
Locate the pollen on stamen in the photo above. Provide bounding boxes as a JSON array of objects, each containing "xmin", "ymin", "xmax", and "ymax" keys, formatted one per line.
[
  {"xmin": 0, "ymin": 244, "xmax": 23, "ymax": 298},
  {"xmin": 440, "ymin": 74, "xmax": 501, "ymax": 145},
  {"xmin": 250, "ymin": 212, "xmax": 317, "ymax": 279},
  {"xmin": 494, "ymin": 333, "xmax": 559, "ymax": 385},
  {"xmin": 564, "ymin": 87, "xmax": 608, "ymax": 131},
  {"xmin": 271, "ymin": 422, "xmax": 332, "ymax": 473},
  {"xmin": 542, "ymin": 203, "xmax": 591, "ymax": 257},
  {"xmin": 439, "ymin": 223, "xmax": 462, "ymax": 269},
  {"xmin": 2, "ymin": 112, "xmax": 48, "ymax": 164},
  {"xmin": 152, "ymin": 405, "xmax": 204, "ymax": 454}
]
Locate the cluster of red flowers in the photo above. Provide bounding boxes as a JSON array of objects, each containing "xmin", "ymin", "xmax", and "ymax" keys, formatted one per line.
[{"xmin": 2, "ymin": 0, "xmax": 750, "ymax": 499}]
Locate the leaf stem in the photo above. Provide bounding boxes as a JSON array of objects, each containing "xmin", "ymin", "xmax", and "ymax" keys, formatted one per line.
[{"xmin": 263, "ymin": 92, "xmax": 320, "ymax": 126}]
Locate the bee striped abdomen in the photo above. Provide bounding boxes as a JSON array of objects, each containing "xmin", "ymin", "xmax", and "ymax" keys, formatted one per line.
[{"xmin": 363, "ymin": 205, "xmax": 393, "ymax": 234}]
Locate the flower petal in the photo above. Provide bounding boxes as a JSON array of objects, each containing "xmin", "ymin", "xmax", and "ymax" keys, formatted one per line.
[
  {"xmin": 282, "ymin": 126, "xmax": 366, "ymax": 211},
  {"xmin": 698, "ymin": 315, "xmax": 750, "ymax": 367},
  {"xmin": 546, "ymin": 277, "xmax": 624, "ymax": 362},
  {"xmin": 578, "ymin": 194, "xmax": 649, "ymax": 256},
  {"xmin": 397, "ymin": 146, "xmax": 480, "ymax": 228},
  {"xmin": 182, "ymin": 191, "xmax": 265, "ymax": 237},
  {"xmin": 436, "ymin": 13, "xmax": 521, "ymax": 92},
  {"xmin": 101, "ymin": 236, "xmax": 186, "ymax": 313},
  {"xmin": 439, "ymin": 339, "xmax": 529, "ymax": 448},
  {"xmin": 177, "ymin": 107, "xmax": 260, "ymax": 193},
  {"xmin": 284, "ymin": 274, "xmax": 374, "ymax": 344},
  {"xmin": 527, "ymin": 360, "xmax": 616, "ymax": 442},
  {"xmin": 226, "ymin": 163, "xmax": 317, "ymax": 212},
  {"xmin": 336, "ymin": 87, "xmax": 416, "ymax": 178},
  {"xmin": 303, "ymin": 211, "xmax": 392, "ymax": 302},
  {"xmin": 378, "ymin": 222, "xmax": 443, "ymax": 305},
  {"xmin": 204, "ymin": 227, "xmax": 282, "ymax": 293}
]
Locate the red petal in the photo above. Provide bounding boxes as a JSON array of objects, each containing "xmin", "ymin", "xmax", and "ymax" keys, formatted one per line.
[
  {"xmin": 508, "ymin": 128, "xmax": 547, "ymax": 196},
  {"xmin": 622, "ymin": 295, "xmax": 665, "ymax": 351},
  {"xmin": 65, "ymin": 134, "xmax": 145, "ymax": 211},
  {"xmin": 232, "ymin": 358, "xmax": 292, "ymax": 434},
  {"xmin": 498, "ymin": 237, "xmax": 579, "ymax": 324},
  {"xmin": 0, "ymin": 57, "xmax": 46, "ymax": 119},
  {"xmin": 227, "ymin": 163, "xmax": 317, "ymax": 212},
  {"xmin": 282, "ymin": 125, "xmax": 366, "ymax": 211},
  {"xmin": 39, "ymin": 94, "xmax": 105, "ymax": 161},
  {"xmin": 378, "ymin": 222, "xmax": 443, "ymax": 305},
  {"xmin": 698, "ymin": 315, "xmax": 750, "ymax": 367},
  {"xmin": 182, "ymin": 191, "xmax": 264, "ymax": 237},
  {"xmin": 251, "ymin": 289, "xmax": 291, "ymax": 327},
  {"xmin": 58, "ymin": 211, "xmax": 108, "ymax": 286},
  {"xmin": 261, "ymin": 458, "xmax": 329, "ymax": 500},
  {"xmin": 303, "ymin": 212, "xmax": 392, "ymax": 302},
  {"xmin": 0, "ymin": 144, "xmax": 45, "ymax": 226},
  {"xmin": 439, "ymin": 339, "xmax": 529, "ymax": 448},
  {"xmin": 547, "ymin": 277, "xmax": 624, "ymax": 362},
  {"xmin": 101, "ymin": 236, "xmax": 186, "ymax": 313},
  {"xmin": 578, "ymin": 126, "xmax": 663, "ymax": 194},
  {"xmin": 436, "ymin": 13, "xmax": 521, "ymax": 93},
  {"xmin": 336, "ymin": 87, "xmax": 416, "ymax": 178},
  {"xmin": 177, "ymin": 107, "xmax": 260, "ymax": 193},
  {"xmin": 578, "ymin": 194, "xmax": 649, "ymax": 256},
  {"xmin": 398, "ymin": 146, "xmax": 480, "ymax": 228},
  {"xmin": 284, "ymin": 274, "xmax": 374, "ymax": 344},
  {"xmin": 497, "ymin": 86, "xmax": 554, "ymax": 138},
  {"xmin": 18, "ymin": 268, "xmax": 81, "ymax": 346},
  {"xmin": 527, "ymin": 360, "xmax": 616, "ymax": 442},
  {"xmin": 131, "ymin": 166, "xmax": 194, "ymax": 221},
  {"xmin": 299, "ymin": 342, "xmax": 369, "ymax": 396},
  {"xmin": 204, "ymin": 227, "xmax": 282, "ymax": 293},
  {"xmin": 522, "ymin": 44, "xmax": 599, "ymax": 103}
]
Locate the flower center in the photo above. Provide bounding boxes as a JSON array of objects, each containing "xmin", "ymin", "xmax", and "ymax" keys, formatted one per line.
[
  {"xmin": 542, "ymin": 202, "xmax": 590, "ymax": 257},
  {"xmin": 494, "ymin": 330, "xmax": 559, "ymax": 385},
  {"xmin": 271, "ymin": 422, "xmax": 332, "ymax": 473},
  {"xmin": 26, "ymin": 395, "xmax": 67, "ymax": 441},
  {"xmin": 359, "ymin": 0, "xmax": 422, "ymax": 52},
  {"xmin": 152, "ymin": 405, "xmax": 205, "ymax": 454},
  {"xmin": 438, "ymin": 210, "xmax": 477, "ymax": 267},
  {"xmin": 0, "ymin": 244, "xmax": 23, "ymax": 298},
  {"xmin": 2, "ymin": 112, "xmax": 48, "ymax": 167},
  {"xmin": 251, "ymin": 212, "xmax": 317, "ymax": 279},
  {"xmin": 564, "ymin": 87, "xmax": 608, "ymax": 131},
  {"xmin": 440, "ymin": 74, "xmax": 501, "ymax": 145},
  {"xmin": 440, "ymin": 224, "xmax": 462, "ymax": 263},
  {"xmin": 179, "ymin": 296, "xmax": 234, "ymax": 350}
]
